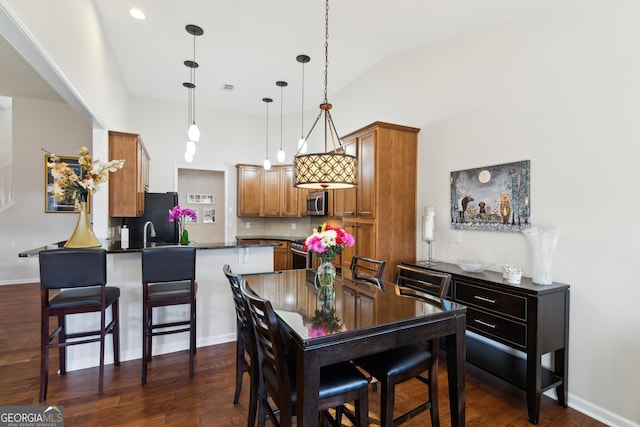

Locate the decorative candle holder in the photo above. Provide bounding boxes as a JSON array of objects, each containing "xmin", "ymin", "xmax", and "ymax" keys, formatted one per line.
[{"xmin": 422, "ymin": 207, "xmax": 436, "ymax": 266}]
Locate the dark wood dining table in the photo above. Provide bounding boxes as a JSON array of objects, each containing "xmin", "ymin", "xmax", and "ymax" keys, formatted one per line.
[{"xmin": 243, "ymin": 268, "xmax": 468, "ymax": 427}]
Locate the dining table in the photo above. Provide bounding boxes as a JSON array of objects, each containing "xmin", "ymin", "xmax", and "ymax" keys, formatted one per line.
[{"xmin": 243, "ymin": 268, "xmax": 468, "ymax": 427}]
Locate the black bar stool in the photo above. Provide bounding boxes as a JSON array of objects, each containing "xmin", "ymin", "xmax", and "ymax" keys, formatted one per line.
[
  {"xmin": 38, "ymin": 248, "xmax": 120, "ymax": 402},
  {"xmin": 141, "ymin": 246, "xmax": 197, "ymax": 385}
]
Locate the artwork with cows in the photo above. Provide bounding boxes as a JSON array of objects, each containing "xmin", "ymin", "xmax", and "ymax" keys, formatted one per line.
[{"xmin": 450, "ymin": 160, "xmax": 531, "ymax": 232}]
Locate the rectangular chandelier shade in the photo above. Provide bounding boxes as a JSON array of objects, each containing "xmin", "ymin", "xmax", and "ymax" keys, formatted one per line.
[{"xmin": 293, "ymin": 152, "xmax": 357, "ymax": 189}]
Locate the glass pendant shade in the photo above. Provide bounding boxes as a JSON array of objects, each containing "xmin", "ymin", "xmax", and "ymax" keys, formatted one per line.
[
  {"xmin": 277, "ymin": 149, "xmax": 285, "ymax": 162},
  {"xmin": 184, "ymin": 151, "xmax": 194, "ymax": 163},
  {"xmin": 263, "ymin": 158, "xmax": 271, "ymax": 170},
  {"xmin": 187, "ymin": 123, "xmax": 200, "ymax": 142},
  {"xmin": 186, "ymin": 140, "xmax": 196, "ymax": 155}
]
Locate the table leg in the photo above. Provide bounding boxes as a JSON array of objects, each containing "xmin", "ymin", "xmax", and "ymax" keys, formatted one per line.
[
  {"xmin": 296, "ymin": 348, "xmax": 320, "ymax": 427},
  {"xmin": 446, "ymin": 313, "xmax": 466, "ymax": 427}
]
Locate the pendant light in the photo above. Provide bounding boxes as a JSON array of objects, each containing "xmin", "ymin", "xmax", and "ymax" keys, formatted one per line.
[
  {"xmin": 276, "ymin": 81, "xmax": 288, "ymax": 163},
  {"xmin": 263, "ymin": 97, "xmax": 273, "ymax": 170},
  {"xmin": 296, "ymin": 54, "xmax": 310, "ymax": 154},
  {"xmin": 185, "ymin": 24, "xmax": 203, "ymax": 143},
  {"xmin": 293, "ymin": 0, "xmax": 357, "ymax": 189}
]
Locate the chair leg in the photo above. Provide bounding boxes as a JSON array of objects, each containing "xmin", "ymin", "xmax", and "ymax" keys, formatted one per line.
[
  {"xmin": 247, "ymin": 362, "xmax": 258, "ymax": 427},
  {"xmin": 58, "ymin": 315, "xmax": 67, "ymax": 375},
  {"xmin": 98, "ymin": 306, "xmax": 106, "ymax": 392},
  {"xmin": 428, "ymin": 363, "xmax": 440, "ymax": 427},
  {"xmin": 189, "ymin": 299, "xmax": 196, "ymax": 377},
  {"xmin": 112, "ymin": 301, "xmax": 121, "ymax": 366},
  {"xmin": 356, "ymin": 385, "xmax": 369, "ymax": 427},
  {"xmin": 40, "ymin": 314, "xmax": 49, "ymax": 402},
  {"xmin": 146, "ymin": 307, "xmax": 153, "ymax": 362},
  {"xmin": 233, "ymin": 335, "xmax": 243, "ymax": 404},
  {"xmin": 141, "ymin": 304, "xmax": 148, "ymax": 385},
  {"xmin": 380, "ymin": 378, "xmax": 396, "ymax": 427}
]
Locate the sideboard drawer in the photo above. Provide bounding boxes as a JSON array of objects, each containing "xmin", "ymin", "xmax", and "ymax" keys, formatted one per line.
[
  {"xmin": 467, "ymin": 307, "xmax": 527, "ymax": 350},
  {"xmin": 455, "ymin": 280, "xmax": 527, "ymax": 321}
]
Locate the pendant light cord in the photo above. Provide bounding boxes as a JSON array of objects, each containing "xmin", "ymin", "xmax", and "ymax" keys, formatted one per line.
[{"xmin": 324, "ymin": 0, "xmax": 329, "ymax": 104}]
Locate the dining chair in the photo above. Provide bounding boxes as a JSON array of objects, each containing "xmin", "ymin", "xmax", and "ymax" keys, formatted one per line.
[
  {"xmin": 240, "ymin": 281, "xmax": 369, "ymax": 427},
  {"xmin": 141, "ymin": 246, "xmax": 197, "ymax": 385},
  {"xmin": 349, "ymin": 254, "xmax": 386, "ymax": 291},
  {"xmin": 353, "ymin": 266, "xmax": 451, "ymax": 427},
  {"xmin": 223, "ymin": 264, "xmax": 258, "ymax": 426},
  {"xmin": 38, "ymin": 248, "xmax": 120, "ymax": 402}
]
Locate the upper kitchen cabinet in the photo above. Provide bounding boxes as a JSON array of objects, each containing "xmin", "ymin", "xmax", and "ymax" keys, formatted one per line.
[
  {"xmin": 237, "ymin": 164, "xmax": 304, "ymax": 217},
  {"xmin": 338, "ymin": 122, "xmax": 419, "ymax": 282},
  {"xmin": 109, "ymin": 131, "xmax": 150, "ymax": 217}
]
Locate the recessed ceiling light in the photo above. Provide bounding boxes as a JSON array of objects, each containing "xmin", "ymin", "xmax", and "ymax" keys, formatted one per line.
[
  {"xmin": 129, "ymin": 8, "xmax": 146, "ymax": 20},
  {"xmin": 222, "ymin": 84, "xmax": 235, "ymax": 91}
]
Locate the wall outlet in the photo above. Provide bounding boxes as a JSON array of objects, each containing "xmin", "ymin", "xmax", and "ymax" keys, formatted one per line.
[
  {"xmin": 245, "ymin": 222, "xmax": 251, "ymax": 229},
  {"xmin": 291, "ymin": 223, "xmax": 296, "ymax": 230}
]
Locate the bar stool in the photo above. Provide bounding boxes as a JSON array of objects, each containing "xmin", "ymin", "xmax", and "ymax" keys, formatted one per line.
[
  {"xmin": 38, "ymin": 248, "xmax": 120, "ymax": 402},
  {"xmin": 350, "ymin": 254, "xmax": 386, "ymax": 290},
  {"xmin": 141, "ymin": 246, "xmax": 197, "ymax": 385}
]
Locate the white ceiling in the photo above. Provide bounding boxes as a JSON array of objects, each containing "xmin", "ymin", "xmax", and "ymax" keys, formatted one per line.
[{"xmin": 2, "ymin": 0, "xmax": 577, "ymax": 116}]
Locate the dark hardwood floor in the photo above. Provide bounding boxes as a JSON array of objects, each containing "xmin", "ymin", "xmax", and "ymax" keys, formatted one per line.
[{"xmin": 0, "ymin": 283, "xmax": 604, "ymax": 426}]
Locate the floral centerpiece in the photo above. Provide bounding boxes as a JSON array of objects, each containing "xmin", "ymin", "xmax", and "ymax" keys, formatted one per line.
[
  {"xmin": 169, "ymin": 205, "xmax": 197, "ymax": 245},
  {"xmin": 303, "ymin": 223, "xmax": 355, "ymax": 306},
  {"xmin": 47, "ymin": 147, "xmax": 124, "ymax": 248}
]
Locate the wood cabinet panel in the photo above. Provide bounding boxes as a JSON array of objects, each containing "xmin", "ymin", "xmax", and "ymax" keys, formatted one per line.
[
  {"xmin": 356, "ymin": 131, "xmax": 375, "ymax": 218},
  {"xmin": 273, "ymin": 241, "xmax": 291, "ymax": 271},
  {"xmin": 279, "ymin": 166, "xmax": 298, "ymax": 217},
  {"xmin": 237, "ymin": 165, "xmax": 262, "ymax": 217},
  {"xmin": 109, "ymin": 131, "xmax": 149, "ymax": 217},
  {"xmin": 263, "ymin": 168, "xmax": 280, "ymax": 216}
]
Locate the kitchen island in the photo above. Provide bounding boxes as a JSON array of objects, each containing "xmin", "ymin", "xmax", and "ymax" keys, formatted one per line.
[{"xmin": 20, "ymin": 240, "xmax": 276, "ymax": 371}]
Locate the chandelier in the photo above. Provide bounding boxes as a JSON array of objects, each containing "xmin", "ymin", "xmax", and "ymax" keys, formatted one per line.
[{"xmin": 293, "ymin": 0, "xmax": 357, "ymax": 189}]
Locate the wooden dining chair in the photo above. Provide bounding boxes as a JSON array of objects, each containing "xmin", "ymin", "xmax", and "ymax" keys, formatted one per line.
[
  {"xmin": 222, "ymin": 264, "xmax": 258, "ymax": 427},
  {"xmin": 353, "ymin": 266, "xmax": 451, "ymax": 427},
  {"xmin": 350, "ymin": 254, "xmax": 386, "ymax": 291},
  {"xmin": 141, "ymin": 246, "xmax": 197, "ymax": 385},
  {"xmin": 38, "ymin": 248, "xmax": 120, "ymax": 402},
  {"xmin": 240, "ymin": 281, "xmax": 369, "ymax": 427}
]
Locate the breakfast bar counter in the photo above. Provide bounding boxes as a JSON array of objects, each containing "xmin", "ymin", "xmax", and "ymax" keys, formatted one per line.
[{"xmin": 19, "ymin": 240, "xmax": 277, "ymax": 372}]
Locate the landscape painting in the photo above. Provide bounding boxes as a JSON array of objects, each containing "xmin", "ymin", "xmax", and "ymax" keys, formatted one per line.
[{"xmin": 450, "ymin": 160, "xmax": 530, "ymax": 232}]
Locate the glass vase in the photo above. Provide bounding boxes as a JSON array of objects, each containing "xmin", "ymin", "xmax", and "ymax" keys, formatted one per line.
[
  {"xmin": 64, "ymin": 201, "xmax": 101, "ymax": 248},
  {"xmin": 521, "ymin": 227, "xmax": 559, "ymax": 285},
  {"xmin": 180, "ymin": 229, "xmax": 190, "ymax": 245},
  {"xmin": 316, "ymin": 258, "xmax": 336, "ymax": 309}
]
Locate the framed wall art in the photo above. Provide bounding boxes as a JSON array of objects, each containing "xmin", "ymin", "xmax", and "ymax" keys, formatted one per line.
[
  {"xmin": 45, "ymin": 155, "xmax": 89, "ymax": 213},
  {"xmin": 450, "ymin": 160, "xmax": 530, "ymax": 232},
  {"xmin": 203, "ymin": 208, "xmax": 215, "ymax": 224}
]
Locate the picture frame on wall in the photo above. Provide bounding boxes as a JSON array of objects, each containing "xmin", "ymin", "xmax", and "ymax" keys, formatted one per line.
[
  {"xmin": 44, "ymin": 155, "xmax": 90, "ymax": 213},
  {"xmin": 450, "ymin": 160, "xmax": 530, "ymax": 232},
  {"xmin": 187, "ymin": 193, "xmax": 214, "ymax": 204},
  {"xmin": 203, "ymin": 208, "xmax": 215, "ymax": 223}
]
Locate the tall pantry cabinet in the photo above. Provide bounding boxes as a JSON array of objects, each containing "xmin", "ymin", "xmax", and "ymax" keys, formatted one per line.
[{"xmin": 338, "ymin": 122, "xmax": 419, "ymax": 282}]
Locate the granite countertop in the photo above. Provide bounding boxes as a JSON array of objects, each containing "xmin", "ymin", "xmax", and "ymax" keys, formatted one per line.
[
  {"xmin": 19, "ymin": 239, "xmax": 280, "ymax": 257},
  {"xmin": 236, "ymin": 235, "xmax": 309, "ymax": 243}
]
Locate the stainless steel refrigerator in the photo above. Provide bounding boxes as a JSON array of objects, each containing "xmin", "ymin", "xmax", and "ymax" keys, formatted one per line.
[{"xmin": 121, "ymin": 192, "xmax": 179, "ymax": 243}]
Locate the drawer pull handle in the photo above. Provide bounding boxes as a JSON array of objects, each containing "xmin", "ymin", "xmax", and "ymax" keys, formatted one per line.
[
  {"xmin": 474, "ymin": 295, "xmax": 496, "ymax": 304},
  {"xmin": 474, "ymin": 319, "xmax": 496, "ymax": 329}
]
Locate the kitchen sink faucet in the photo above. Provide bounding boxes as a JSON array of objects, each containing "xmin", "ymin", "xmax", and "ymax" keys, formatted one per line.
[{"xmin": 143, "ymin": 221, "xmax": 156, "ymax": 247}]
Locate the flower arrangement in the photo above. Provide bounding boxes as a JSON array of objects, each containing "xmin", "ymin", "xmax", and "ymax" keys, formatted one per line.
[
  {"xmin": 303, "ymin": 223, "xmax": 355, "ymax": 263},
  {"xmin": 47, "ymin": 147, "xmax": 125, "ymax": 203},
  {"xmin": 169, "ymin": 205, "xmax": 197, "ymax": 245}
]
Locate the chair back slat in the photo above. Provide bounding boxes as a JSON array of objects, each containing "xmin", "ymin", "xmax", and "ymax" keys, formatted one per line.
[
  {"xmin": 142, "ymin": 246, "xmax": 196, "ymax": 283},
  {"xmin": 223, "ymin": 265, "xmax": 250, "ymax": 330},
  {"xmin": 350, "ymin": 254, "xmax": 386, "ymax": 291},
  {"xmin": 39, "ymin": 249, "xmax": 107, "ymax": 290}
]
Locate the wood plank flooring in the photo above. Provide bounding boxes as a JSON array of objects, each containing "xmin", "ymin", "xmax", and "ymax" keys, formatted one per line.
[{"xmin": 0, "ymin": 283, "xmax": 605, "ymax": 426}]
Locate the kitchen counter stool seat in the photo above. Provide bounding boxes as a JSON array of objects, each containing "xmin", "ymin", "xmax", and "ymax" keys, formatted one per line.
[
  {"xmin": 38, "ymin": 248, "xmax": 120, "ymax": 402},
  {"xmin": 141, "ymin": 246, "xmax": 197, "ymax": 385}
]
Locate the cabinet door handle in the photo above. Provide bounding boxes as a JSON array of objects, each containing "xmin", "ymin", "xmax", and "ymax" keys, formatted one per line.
[
  {"xmin": 474, "ymin": 295, "xmax": 496, "ymax": 304},
  {"xmin": 474, "ymin": 319, "xmax": 497, "ymax": 329}
]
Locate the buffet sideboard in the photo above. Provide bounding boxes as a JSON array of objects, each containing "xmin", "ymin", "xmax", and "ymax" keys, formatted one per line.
[{"xmin": 402, "ymin": 261, "xmax": 569, "ymax": 425}]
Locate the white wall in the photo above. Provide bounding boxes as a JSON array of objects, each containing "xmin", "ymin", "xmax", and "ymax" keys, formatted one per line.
[
  {"xmin": 0, "ymin": 97, "xmax": 92, "ymax": 283},
  {"xmin": 331, "ymin": 1, "xmax": 639, "ymax": 425},
  {"xmin": 0, "ymin": 96, "xmax": 11, "ymax": 164}
]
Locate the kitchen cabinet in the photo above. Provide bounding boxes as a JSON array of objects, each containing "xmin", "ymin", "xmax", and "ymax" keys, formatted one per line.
[
  {"xmin": 402, "ymin": 261, "xmax": 570, "ymax": 425},
  {"xmin": 236, "ymin": 164, "xmax": 304, "ymax": 217},
  {"xmin": 338, "ymin": 122, "xmax": 419, "ymax": 282},
  {"xmin": 109, "ymin": 130, "xmax": 150, "ymax": 217}
]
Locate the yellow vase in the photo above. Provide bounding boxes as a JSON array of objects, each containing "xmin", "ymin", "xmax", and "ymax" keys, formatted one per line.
[{"xmin": 64, "ymin": 201, "xmax": 102, "ymax": 248}]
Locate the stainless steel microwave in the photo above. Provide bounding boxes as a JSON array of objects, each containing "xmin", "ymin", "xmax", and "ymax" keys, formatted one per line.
[{"xmin": 306, "ymin": 191, "xmax": 328, "ymax": 216}]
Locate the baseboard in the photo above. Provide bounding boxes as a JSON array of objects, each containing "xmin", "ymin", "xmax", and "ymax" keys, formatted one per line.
[{"xmin": 565, "ymin": 392, "xmax": 639, "ymax": 427}]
